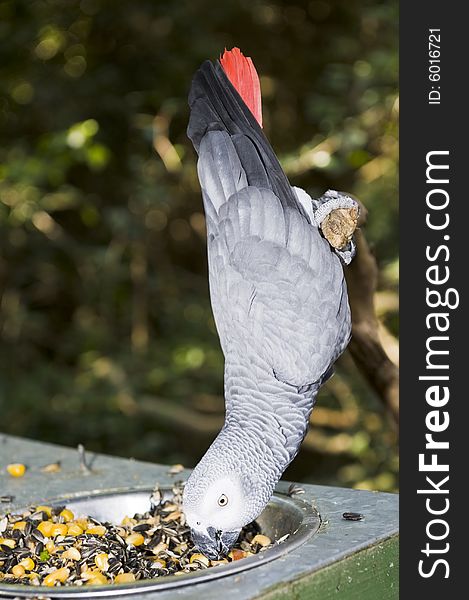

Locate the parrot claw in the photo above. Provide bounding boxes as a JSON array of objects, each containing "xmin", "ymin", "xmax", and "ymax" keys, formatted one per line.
[{"xmin": 313, "ymin": 190, "xmax": 359, "ymax": 264}]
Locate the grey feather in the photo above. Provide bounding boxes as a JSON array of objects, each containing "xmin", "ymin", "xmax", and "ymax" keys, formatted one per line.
[{"xmin": 200, "ymin": 164, "xmax": 350, "ymax": 465}]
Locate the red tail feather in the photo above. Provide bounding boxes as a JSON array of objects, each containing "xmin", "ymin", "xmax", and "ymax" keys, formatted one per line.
[{"xmin": 220, "ymin": 47, "xmax": 263, "ymax": 127}]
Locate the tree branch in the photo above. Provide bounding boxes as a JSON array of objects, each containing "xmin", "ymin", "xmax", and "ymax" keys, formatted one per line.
[{"xmin": 344, "ymin": 204, "xmax": 399, "ymax": 425}]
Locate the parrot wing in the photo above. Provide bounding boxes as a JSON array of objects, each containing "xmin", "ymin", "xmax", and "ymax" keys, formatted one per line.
[
  {"xmin": 188, "ymin": 58, "xmax": 351, "ymax": 397},
  {"xmin": 200, "ymin": 138, "xmax": 349, "ymax": 390}
]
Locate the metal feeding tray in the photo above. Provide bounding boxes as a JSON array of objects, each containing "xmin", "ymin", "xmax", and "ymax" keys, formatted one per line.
[{"xmin": 0, "ymin": 487, "xmax": 320, "ymax": 598}]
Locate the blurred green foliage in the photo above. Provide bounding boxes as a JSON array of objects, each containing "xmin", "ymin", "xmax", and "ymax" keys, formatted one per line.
[{"xmin": 0, "ymin": 0, "xmax": 398, "ymax": 491}]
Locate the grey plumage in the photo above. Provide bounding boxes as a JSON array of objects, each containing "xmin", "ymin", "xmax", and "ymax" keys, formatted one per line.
[
  {"xmin": 200, "ymin": 135, "xmax": 349, "ymax": 454},
  {"xmin": 182, "ymin": 58, "xmax": 355, "ymax": 558}
]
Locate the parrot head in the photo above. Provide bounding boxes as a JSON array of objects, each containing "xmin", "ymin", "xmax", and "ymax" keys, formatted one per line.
[
  {"xmin": 183, "ymin": 474, "xmax": 244, "ymax": 559},
  {"xmin": 182, "ymin": 437, "xmax": 275, "ymax": 559}
]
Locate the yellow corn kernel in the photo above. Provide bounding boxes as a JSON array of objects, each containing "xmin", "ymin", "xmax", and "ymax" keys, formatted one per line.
[
  {"xmin": 46, "ymin": 540, "xmax": 56, "ymax": 553},
  {"xmin": 18, "ymin": 557, "xmax": 35, "ymax": 571},
  {"xmin": 51, "ymin": 523, "xmax": 68, "ymax": 537},
  {"xmin": 41, "ymin": 461, "xmax": 61, "ymax": 473},
  {"xmin": 151, "ymin": 541, "xmax": 168, "ymax": 555},
  {"xmin": 114, "ymin": 572, "xmax": 136, "ymax": 583},
  {"xmin": 59, "ymin": 509, "xmax": 74, "ymax": 523},
  {"xmin": 37, "ymin": 521, "xmax": 54, "ymax": 537},
  {"xmin": 62, "ymin": 547, "xmax": 81, "ymax": 561},
  {"xmin": 75, "ymin": 518, "xmax": 89, "ymax": 529},
  {"xmin": 12, "ymin": 521, "xmax": 27, "ymax": 531},
  {"xmin": 67, "ymin": 523, "xmax": 83, "ymax": 536},
  {"xmin": 0, "ymin": 538, "xmax": 16, "ymax": 549},
  {"xmin": 86, "ymin": 525, "xmax": 106, "ymax": 536},
  {"xmin": 94, "ymin": 553, "xmax": 109, "ymax": 571},
  {"xmin": 35, "ymin": 505, "xmax": 52, "ymax": 517},
  {"xmin": 162, "ymin": 511, "xmax": 182, "ymax": 522},
  {"xmin": 189, "ymin": 553, "xmax": 210, "ymax": 567},
  {"xmin": 228, "ymin": 548, "xmax": 246, "ymax": 561},
  {"xmin": 28, "ymin": 572, "xmax": 39, "ymax": 583},
  {"xmin": 11, "ymin": 564, "xmax": 25, "ymax": 578},
  {"xmin": 168, "ymin": 463, "xmax": 184, "ymax": 474},
  {"xmin": 43, "ymin": 567, "xmax": 70, "ymax": 586},
  {"xmin": 251, "ymin": 534, "xmax": 271, "ymax": 547},
  {"xmin": 125, "ymin": 533, "xmax": 144, "ymax": 547},
  {"xmin": 6, "ymin": 463, "xmax": 26, "ymax": 477},
  {"xmin": 84, "ymin": 570, "xmax": 108, "ymax": 585}
]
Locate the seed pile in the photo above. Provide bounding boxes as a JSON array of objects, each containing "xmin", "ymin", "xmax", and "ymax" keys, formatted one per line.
[{"xmin": 0, "ymin": 484, "xmax": 275, "ymax": 587}]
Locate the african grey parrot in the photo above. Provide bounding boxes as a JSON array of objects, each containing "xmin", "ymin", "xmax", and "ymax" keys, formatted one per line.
[{"xmin": 182, "ymin": 48, "xmax": 358, "ymax": 559}]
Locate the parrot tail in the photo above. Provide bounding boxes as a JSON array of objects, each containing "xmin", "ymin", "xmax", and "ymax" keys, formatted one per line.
[
  {"xmin": 219, "ymin": 47, "xmax": 262, "ymax": 127},
  {"xmin": 187, "ymin": 49, "xmax": 305, "ymax": 215}
]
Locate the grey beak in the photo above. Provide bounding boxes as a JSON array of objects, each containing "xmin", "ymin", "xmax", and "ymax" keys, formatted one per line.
[
  {"xmin": 218, "ymin": 528, "xmax": 242, "ymax": 556},
  {"xmin": 190, "ymin": 527, "xmax": 241, "ymax": 559}
]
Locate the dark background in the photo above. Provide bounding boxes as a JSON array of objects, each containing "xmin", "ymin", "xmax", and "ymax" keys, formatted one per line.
[{"xmin": 0, "ymin": 0, "xmax": 398, "ymax": 492}]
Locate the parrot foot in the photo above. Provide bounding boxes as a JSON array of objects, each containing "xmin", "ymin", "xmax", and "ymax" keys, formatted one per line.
[{"xmin": 313, "ymin": 190, "xmax": 359, "ymax": 265}]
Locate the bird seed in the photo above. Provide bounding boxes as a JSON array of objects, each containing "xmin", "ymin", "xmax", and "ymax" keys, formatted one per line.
[{"xmin": 0, "ymin": 483, "xmax": 275, "ymax": 588}]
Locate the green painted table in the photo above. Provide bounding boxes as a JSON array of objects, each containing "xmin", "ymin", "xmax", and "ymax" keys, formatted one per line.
[{"xmin": 0, "ymin": 434, "xmax": 398, "ymax": 599}]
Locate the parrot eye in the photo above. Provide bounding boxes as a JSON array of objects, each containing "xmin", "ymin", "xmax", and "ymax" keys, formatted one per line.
[{"xmin": 217, "ymin": 494, "xmax": 228, "ymax": 507}]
